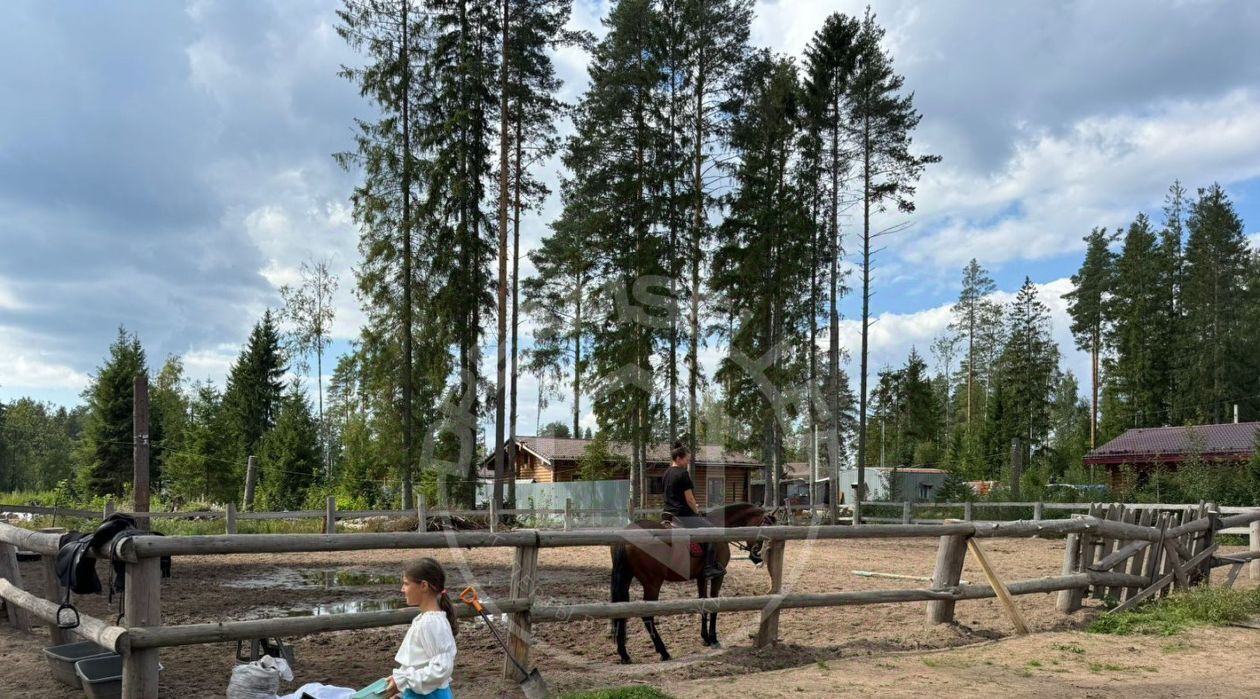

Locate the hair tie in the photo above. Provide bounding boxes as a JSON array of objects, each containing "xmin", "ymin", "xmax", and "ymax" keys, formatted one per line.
[{"xmin": 440, "ymin": 588, "xmax": 448, "ymax": 596}]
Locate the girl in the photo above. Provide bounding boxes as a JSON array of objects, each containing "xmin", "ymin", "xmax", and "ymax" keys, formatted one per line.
[{"xmin": 385, "ymin": 558, "xmax": 458, "ymax": 699}]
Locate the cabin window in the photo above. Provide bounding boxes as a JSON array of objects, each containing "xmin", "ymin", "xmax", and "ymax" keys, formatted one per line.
[
  {"xmin": 919, "ymin": 483, "xmax": 933, "ymax": 500},
  {"xmin": 707, "ymin": 478, "xmax": 726, "ymax": 506},
  {"xmin": 648, "ymin": 476, "xmax": 665, "ymax": 495}
]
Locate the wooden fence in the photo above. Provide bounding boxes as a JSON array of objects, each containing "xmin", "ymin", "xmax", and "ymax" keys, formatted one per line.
[{"xmin": 3, "ymin": 504, "xmax": 1260, "ymax": 699}]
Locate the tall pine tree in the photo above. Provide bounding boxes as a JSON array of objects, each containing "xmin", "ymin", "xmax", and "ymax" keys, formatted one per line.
[
  {"xmin": 847, "ymin": 9, "xmax": 939, "ymax": 513},
  {"xmin": 81, "ymin": 327, "xmax": 148, "ymax": 496},
  {"xmin": 1063, "ymin": 227, "xmax": 1113, "ymax": 447}
]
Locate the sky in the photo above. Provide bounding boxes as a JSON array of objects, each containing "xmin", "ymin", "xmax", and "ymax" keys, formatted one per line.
[{"xmin": 2, "ymin": 0, "xmax": 1259, "ymax": 443}]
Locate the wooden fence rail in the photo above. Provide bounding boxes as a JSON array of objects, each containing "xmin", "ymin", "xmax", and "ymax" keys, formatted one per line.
[{"xmin": 3, "ymin": 504, "xmax": 1260, "ymax": 699}]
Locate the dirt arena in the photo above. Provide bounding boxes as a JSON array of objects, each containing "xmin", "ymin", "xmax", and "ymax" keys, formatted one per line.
[{"xmin": 1, "ymin": 534, "xmax": 1255, "ymax": 697}]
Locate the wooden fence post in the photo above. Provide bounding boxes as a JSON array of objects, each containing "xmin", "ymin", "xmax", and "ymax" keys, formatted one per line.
[
  {"xmin": 104, "ymin": 500, "xmax": 116, "ymax": 519},
  {"xmin": 755, "ymin": 539, "xmax": 786, "ymax": 647},
  {"xmin": 134, "ymin": 374, "xmax": 151, "ymax": 532},
  {"xmin": 0, "ymin": 541, "xmax": 30, "ymax": 631},
  {"xmin": 325, "ymin": 496, "xmax": 336, "ymax": 535},
  {"xmin": 38, "ymin": 527, "xmax": 70, "ymax": 645},
  {"xmin": 417, "ymin": 499, "xmax": 427, "ymax": 533},
  {"xmin": 927, "ymin": 533, "xmax": 968, "ymax": 624},
  {"xmin": 963, "ymin": 501, "xmax": 974, "ymax": 522},
  {"xmin": 121, "ymin": 557, "xmax": 161, "ymax": 699},
  {"xmin": 1250, "ymin": 519, "xmax": 1260, "ymax": 581},
  {"xmin": 902, "ymin": 501, "xmax": 912, "ymax": 525},
  {"xmin": 243, "ymin": 456, "xmax": 258, "ymax": 512},
  {"xmin": 489, "ymin": 498, "xmax": 498, "ymax": 533},
  {"xmin": 564, "ymin": 498, "xmax": 573, "ymax": 532},
  {"xmin": 504, "ymin": 542, "xmax": 539, "ymax": 681},
  {"xmin": 1033, "ymin": 501, "xmax": 1044, "ymax": 523},
  {"xmin": 1055, "ymin": 533, "xmax": 1083, "ymax": 613},
  {"xmin": 225, "ymin": 502, "xmax": 237, "ymax": 535}
]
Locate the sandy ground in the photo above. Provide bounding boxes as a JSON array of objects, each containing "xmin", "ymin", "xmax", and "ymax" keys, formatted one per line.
[{"xmin": 1, "ymin": 533, "xmax": 1254, "ymax": 698}]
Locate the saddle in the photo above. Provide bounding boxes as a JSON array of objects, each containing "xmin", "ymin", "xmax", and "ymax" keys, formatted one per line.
[
  {"xmin": 660, "ymin": 516, "xmax": 704, "ymax": 557},
  {"xmin": 53, "ymin": 513, "xmax": 173, "ymax": 628}
]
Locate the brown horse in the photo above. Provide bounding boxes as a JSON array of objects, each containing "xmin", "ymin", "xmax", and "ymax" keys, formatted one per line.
[{"xmin": 609, "ymin": 502, "xmax": 776, "ymax": 663}]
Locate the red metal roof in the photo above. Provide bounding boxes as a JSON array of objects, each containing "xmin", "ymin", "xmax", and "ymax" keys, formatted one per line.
[{"xmin": 1083, "ymin": 422, "xmax": 1260, "ymax": 464}]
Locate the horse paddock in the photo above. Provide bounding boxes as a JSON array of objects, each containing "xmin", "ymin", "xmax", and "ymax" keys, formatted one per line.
[{"xmin": 1, "ymin": 535, "xmax": 1253, "ymax": 697}]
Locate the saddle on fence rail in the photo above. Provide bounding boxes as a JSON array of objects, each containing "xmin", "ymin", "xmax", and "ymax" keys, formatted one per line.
[{"xmin": 52, "ymin": 513, "xmax": 173, "ymax": 628}]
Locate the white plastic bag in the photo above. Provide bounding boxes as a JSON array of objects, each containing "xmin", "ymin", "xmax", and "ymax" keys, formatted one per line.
[{"xmin": 227, "ymin": 657, "xmax": 294, "ymax": 699}]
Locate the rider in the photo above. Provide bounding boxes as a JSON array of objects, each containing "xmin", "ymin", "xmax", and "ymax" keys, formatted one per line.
[{"xmin": 662, "ymin": 441, "xmax": 724, "ymax": 579}]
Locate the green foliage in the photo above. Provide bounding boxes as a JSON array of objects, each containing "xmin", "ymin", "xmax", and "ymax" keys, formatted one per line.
[
  {"xmin": 80, "ymin": 327, "xmax": 149, "ymax": 496},
  {"xmin": 256, "ymin": 387, "xmax": 322, "ymax": 511},
  {"xmin": 1089, "ymin": 587, "xmax": 1260, "ymax": 636},
  {"xmin": 577, "ymin": 431, "xmax": 626, "ymax": 481},
  {"xmin": 936, "ymin": 470, "xmax": 973, "ymax": 502},
  {"xmin": 540, "ymin": 421, "xmax": 572, "ymax": 439}
]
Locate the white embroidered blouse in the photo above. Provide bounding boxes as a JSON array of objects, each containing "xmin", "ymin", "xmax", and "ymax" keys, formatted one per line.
[{"xmin": 392, "ymin": 611, "xmax": 457, "ymax": 695}]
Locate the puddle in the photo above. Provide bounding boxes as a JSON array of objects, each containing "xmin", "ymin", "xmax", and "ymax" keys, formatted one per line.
[
  {"xmin": 302, "ymin": 570, "xmax": 400, "ymax": 588},
  {"xmin": 250, "ymin": 601, "xmax": 509, "ymax": 625},
  {"xmin": 224, "ymin": 568, "xmax": 399, "ymax": 589},
  {"xmin": 256, "ymin": 598, "xmax": 412, "ymax": 617}
]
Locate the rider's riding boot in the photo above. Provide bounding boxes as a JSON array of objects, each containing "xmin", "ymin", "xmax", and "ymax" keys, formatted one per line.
[{"xmin": 701, "ymin": 543, "xmax": 725, "ymax": 579}]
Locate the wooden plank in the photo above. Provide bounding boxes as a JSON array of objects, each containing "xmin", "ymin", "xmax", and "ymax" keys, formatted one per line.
[
  {"xmin": 755, "ymin": 539, "xmax": 786, "ymax": 647},
  {"xmin": 1224, "ymin": 561, "xmax": 1244, "ymax": 590},
  {"xmin": 1123, "ymin": 509, "xmax": 1153, "ymax": 602},
  {"xmin": 926, "ymin": 533, "xmax": 969, "ymax": 624},
  {"xmin": 324, "ymin": 496, "xmax": 336, "ymax": 535},
  {"xmin": 1082, "ymin": 505, "xmax": 1102, "ymax": 598},
  {"xmin": 1093, "ymin": 505, "xmax": 1120, "ymax": 600},
  {"xmin": 225, "ymin": 502, "xmax": 237, "ymax": 535},
  {"xmin": 504, "ymin": 544, "xmax": 539, "ymax": 681},
  {"xmin": 0, "ymin": 542, "xmax": 31, "ymax": 631},
  {"xmin": 1056, "ymin": 533, "xmax": 1083, "ymax": 613},
  {"xmin": 967, "ymin": 538, "xmax": 1031, "ymax": 634},
  {"xmin": 1163, "ymin": 540, "xmax": 1189, "ymax": 591},
  {"xmin": 121, "ymin": 558, "xmax": 161, "ymax": 699},
  {"xmin": 1104, "ymin": 507, "xmax": 1136, "ymax": 601}
]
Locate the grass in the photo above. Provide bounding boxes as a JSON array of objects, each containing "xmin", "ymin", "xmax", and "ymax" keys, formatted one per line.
[
  {"xmin": 1088, "ymin": 587, "xmax": 1260, "ymax": 636},
  {"xmin": 1051, "ymin": 643, "xmax": 1086, "ymax": 654},
  {"xmin": 558, "ymin": 688, "xmax": 674, "ymax": 699}
]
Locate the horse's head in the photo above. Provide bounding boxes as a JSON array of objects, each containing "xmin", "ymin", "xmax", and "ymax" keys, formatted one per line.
[{"xmin": 744, "ymin": 506, "xmax": 776, "ymax": 565}]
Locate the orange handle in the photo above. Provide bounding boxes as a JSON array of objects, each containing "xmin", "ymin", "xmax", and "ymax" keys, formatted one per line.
[{"xmin": 459, "ymin": 586, "xmax": 483, "ymax": 613}]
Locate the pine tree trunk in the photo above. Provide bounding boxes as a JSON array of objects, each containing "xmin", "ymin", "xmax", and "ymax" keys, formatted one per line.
[
  {"xmin": 689, "ymin": 56, "xmax": 705, "ymax": 480},
  {"xmin": 508, "ymin": 111, "xmax": 523, "ymax": 509},
  {"xmin": 399, "ymin": 1, "xmax": 415, "ymax": 510},
  {"xmin": 492, "ymin": 0, "xmax": 510, "ymax": 518},
  {"xmin": 856, "ymin": 116, "xmax": 872, "ymax": 521}
]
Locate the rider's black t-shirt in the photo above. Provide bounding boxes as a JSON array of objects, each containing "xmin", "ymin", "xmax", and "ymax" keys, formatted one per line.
[{"xmin": 662, "ymin": 466, "xmax": 697, "ymax": 517}]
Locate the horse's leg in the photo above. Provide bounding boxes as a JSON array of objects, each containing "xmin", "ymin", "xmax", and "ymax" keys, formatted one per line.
[
  {"xmin": 696, "ymin": 575, "xmax": 711, "ymax": 646},
  {"xmin": 707, "ymin": 572, "xmax": 723, "ymax": 648},
  {"xmin": 641, "ymin": 580, "xmax": 671, "ymax": 661},
  {"xmin": 615, "ymin": 616, "xmax": 630, "ymax": 664}
]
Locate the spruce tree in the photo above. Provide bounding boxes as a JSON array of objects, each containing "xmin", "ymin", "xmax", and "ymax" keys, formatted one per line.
[
  {"xmin": 257, "ymin": 386, "xmax": 322, "ymax": 511},
  {"xmin": 1180, "ymin": 184, "xmax": 1251, "ymax": 422},
  {"xmin": 1156, "ymin": 181, "xmax": 1187, "ymax": 424},
  {"xmin": 221, "ymin": 312, "xmax": 287, "ymax": 495},
  {"xmin": 1104, "ymin": 214, "xmax": 1164, "ymax": 435},
  {"xmin": 1063, "ymin": 227, "xmax": 1113, "ymax": 447},
  {"xmin": 81, "ymin": 327, "xmax": 148, "ymax": 496},
  {"xmin": 992, "ymin": 279, "xmax": 1060, "ymax": 475}
]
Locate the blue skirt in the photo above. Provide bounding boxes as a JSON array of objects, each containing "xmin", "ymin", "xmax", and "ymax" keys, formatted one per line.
[{"xmin": 403, "ymin": 687, "xmax": 453, "ymax": 699}]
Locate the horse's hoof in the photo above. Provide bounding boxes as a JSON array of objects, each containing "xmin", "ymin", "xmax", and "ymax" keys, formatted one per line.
[
  {"xmin": 660, "ymin": 654, "xmax": 671, "ymax": 662},
  {"xmin": 709, "ymin": 641, "xmax": 722, "ymax": 649},
  {"xmin": 619, "ymin": 656, "xmax": 632, "ymax": 665}
]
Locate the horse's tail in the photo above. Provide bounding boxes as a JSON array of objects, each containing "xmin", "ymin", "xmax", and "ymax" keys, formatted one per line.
[{"xmin": 610, "ymin": 543, "xmax": 633, "ymax": 603}]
